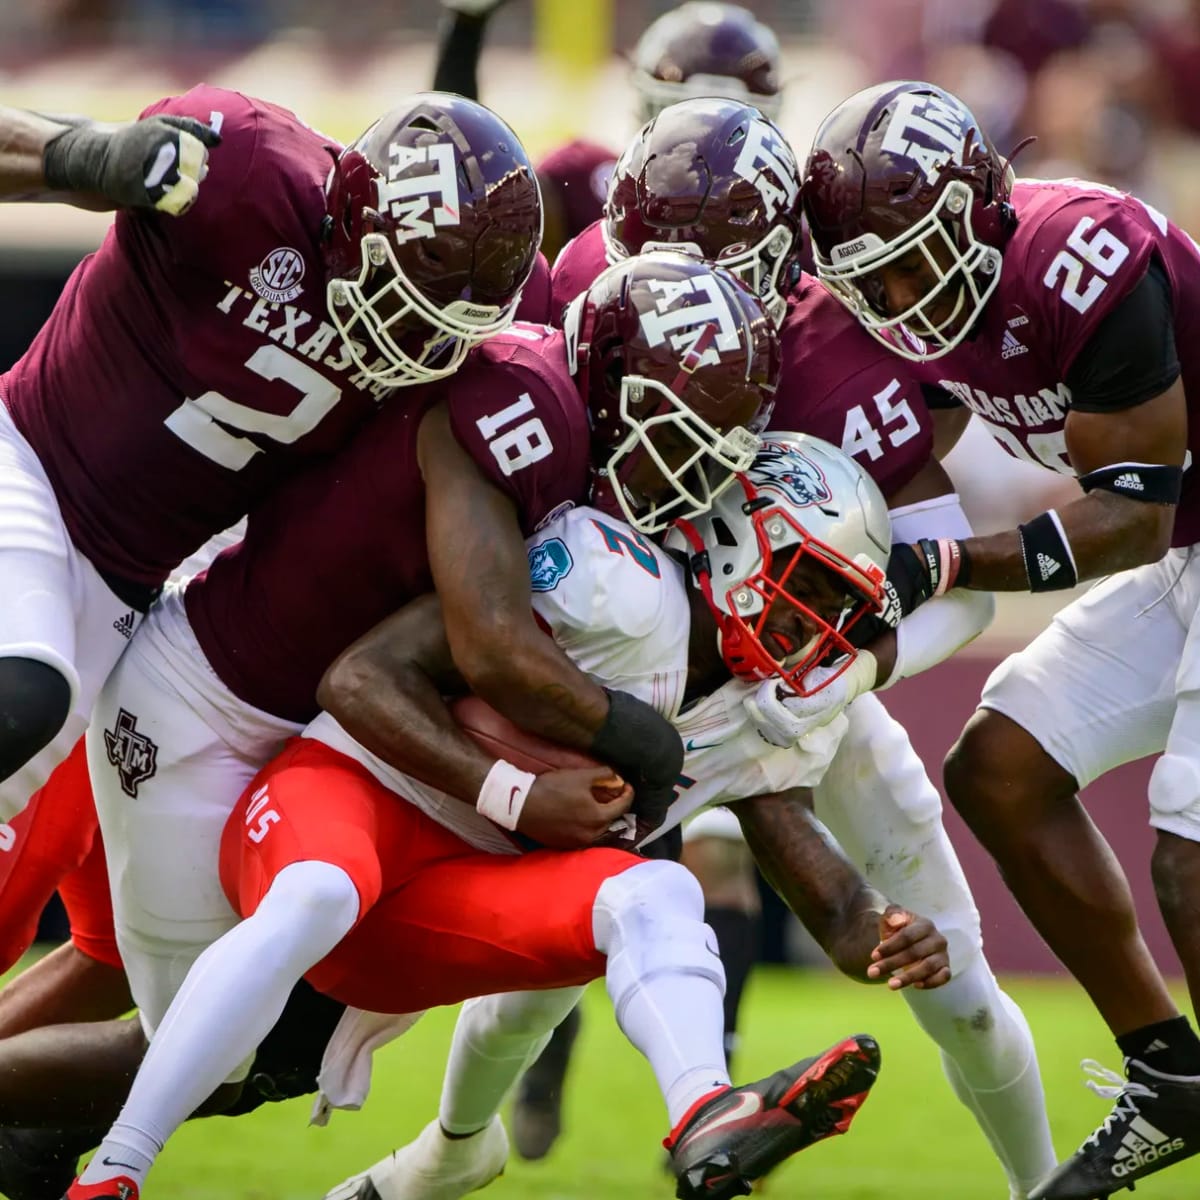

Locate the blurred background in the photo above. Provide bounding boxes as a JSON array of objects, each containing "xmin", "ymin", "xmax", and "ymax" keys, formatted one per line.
[{"xmin": 0, "ymin": 0, "xmax": 1192, "ymax": 976}]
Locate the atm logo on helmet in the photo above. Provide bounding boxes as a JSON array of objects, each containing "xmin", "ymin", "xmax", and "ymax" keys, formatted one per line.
[
  {"xmin": 733, "ymin": 119, "xmax": 800, "ymax": 219},
  {"xmin": 380, "ymin": 142, "xmax": 462, "ymax": 243},
  {"xmin": 640, "ymin": 276, "xmax": 741, "ymax": 368},
  {"xmin": 880, "ymin": 92, "xmax": 978, "ymax": 184}
]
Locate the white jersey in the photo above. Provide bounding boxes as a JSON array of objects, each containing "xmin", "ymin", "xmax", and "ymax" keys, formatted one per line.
[{"xmin": 309, "ymin": 505, "xmax": 846, "ymax": 852}]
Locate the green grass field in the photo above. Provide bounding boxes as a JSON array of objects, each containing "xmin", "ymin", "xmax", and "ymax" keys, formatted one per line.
[{"xmin": 114, "ymin": 967, "xmax": 1200, "ymax": 1200}]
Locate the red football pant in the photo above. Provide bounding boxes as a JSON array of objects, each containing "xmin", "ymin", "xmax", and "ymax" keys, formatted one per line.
[
  {"xmin": 0, "ymin": 737, "xmax": 121, "ymax": 971},
  {"xmin": 221, "ymin": 738, "xmax": 642, "ymax": 1014}
]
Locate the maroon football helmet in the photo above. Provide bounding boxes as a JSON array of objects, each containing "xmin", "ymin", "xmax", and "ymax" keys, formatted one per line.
[
  {"xmin": 631, "ymin": 3, "xmax": 782, "ymax": 123},
  {"xmin": 603, "ymin": 97, "xmax": 802, "ymax": 327},
  {"xmin": 323, "ymin": 93, "xmax": 542, "ymax": 387},
  {"xmin": 564, "ymin": 250, "xmax": 779, "ymax": 534},
  {"xmin": 803, "ymin": 80, "xmax": 1016, "ymax": 361}
]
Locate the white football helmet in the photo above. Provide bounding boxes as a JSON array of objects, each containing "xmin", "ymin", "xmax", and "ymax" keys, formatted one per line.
[{"xmin": 668, "ymin": 432, "xmax": 890, "ymax": 695}]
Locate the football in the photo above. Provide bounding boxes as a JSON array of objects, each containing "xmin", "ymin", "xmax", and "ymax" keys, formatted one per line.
[{"xmin": 449, "ymin": 695, "xmax": 605, "ymax": 775}]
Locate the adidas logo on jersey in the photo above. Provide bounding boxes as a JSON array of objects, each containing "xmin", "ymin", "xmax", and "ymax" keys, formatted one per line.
[
  {"xmin": 1113, "ymin": 472, "xmax": 1145, "ymax": 492},
  {"xmin": 1110, "ymin": 1115, "xmax": 1186, "ymax": 1177},
  {"xmin": 1000, "ymin": 330, "xmax": 1027, "ymax": 359},
  {"xmin": 112, "ymin": 611, "xmax": 136, "ymax": 639},
  {"xmin": 1036, "ymin": 552, "xmax": 1061, "ymax": 580}
]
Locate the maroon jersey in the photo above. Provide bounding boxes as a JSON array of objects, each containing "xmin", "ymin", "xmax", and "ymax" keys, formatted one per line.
[
  {"xmin": 551, "ymin": 224, "xmax": 934, "ymax": 500},
  {"xmin": 1, "ymin": 86, "xmax": 386, "ymax": 588},
  {"xmin": 537, "ymin": 140, "xmax": 618, "ymax": 248},
  {"xmin": 186, "ymin": 324, "xmax": 592, "ymax": 722},
  {"xmin": 916, "ymin": 179, "xmax": 1200, "ymax": 546},
  {"xmin": 775, "ymin": 275, "xmax": 934, "ymax": 500}
]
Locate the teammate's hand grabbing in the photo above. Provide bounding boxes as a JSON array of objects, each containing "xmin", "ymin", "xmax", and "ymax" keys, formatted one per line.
[
  {"xmin": 517, "ymin": 767, "xmax": 633, "ymax": 849},
  {"xmin": 866, "ymin": 905, "xmax": 951, "ymax": 991},
  {"xmin": 43, "ymin": 114, "xmax": 221, "ymax": 215}
]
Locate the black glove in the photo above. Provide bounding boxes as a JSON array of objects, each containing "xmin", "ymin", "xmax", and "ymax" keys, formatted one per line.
[
  {"xmin": 844, "ymin": 575, "xmax": 903, "ymax": 650},
  {"xmin": 43, "ymin": 115, "xmax": 221, "ymax": 214},
  {"xmin": 590, "ymin": 688, "xmax": 683, "ymax": 839},
  {"xmin": 886, "ymin": 538, "xmax": 971, "ymax": 617}
]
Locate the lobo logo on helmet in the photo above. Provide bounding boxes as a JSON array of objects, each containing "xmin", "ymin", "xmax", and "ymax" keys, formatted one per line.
[
  {"xmin": 733, "ymin": 120, "xmax": 799, "ymax": 219},
  {"xmin": 880, "ymin": 92, "xmax": 976, "ymax": 184},
  {"xmin": 640, "ymin": 276, "xmax": 740, "ymax": 368},
  {"xmin": 379, "ymin": 142, "xmax": 462, "ymax": 244},
  {"xmin": 755, "ymin": 445, "xmax": 832, "ymax": 507}
]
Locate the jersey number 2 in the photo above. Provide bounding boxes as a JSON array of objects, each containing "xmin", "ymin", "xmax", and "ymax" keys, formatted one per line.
[{"xmin": 163, "ymin": 345, "xmax": 341, "ymax": 470}]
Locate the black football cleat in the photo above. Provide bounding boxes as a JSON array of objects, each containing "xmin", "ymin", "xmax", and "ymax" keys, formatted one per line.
[
  {"xmin": 1029, "ymin": 1057, "xmax": 1200, "ymax": 1199},
  {"xmin": 665, "ymin": 1033, "xmax": 881, "ymax": 1200}
]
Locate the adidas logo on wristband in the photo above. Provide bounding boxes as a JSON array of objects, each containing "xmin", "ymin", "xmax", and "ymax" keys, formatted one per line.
[{"xmin": 1036, "ymin": 552, "xmax": 1061, "ymax": 580}]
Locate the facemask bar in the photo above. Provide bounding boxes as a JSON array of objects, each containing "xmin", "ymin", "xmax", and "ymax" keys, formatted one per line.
[
  {"xmin": 602, "ymin": 223, "xmax": 794, "ymax": 329},
  {"xmin": 601, "ymin": 375, "xmax": 760, "ymax": 534},
  {"xmin": 816, "ymin": 180, "xmax": 1003, "ymax": 363},
  {"xmin": 326, "ymin": 231, "xmax": 520, "ymax": 387},
  {"xmin": 631, "ymin": 71, "xmax": 782, "ymax": 123}
]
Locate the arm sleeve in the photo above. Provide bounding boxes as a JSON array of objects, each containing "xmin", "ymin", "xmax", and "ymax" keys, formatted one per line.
[
  {"xmin": 1065, "ymin": 257, "xmax": 1180, "ymax": 412},
  {"xmin": 432, "ymin": 6, "xmax": 502, "ymax": 97}
]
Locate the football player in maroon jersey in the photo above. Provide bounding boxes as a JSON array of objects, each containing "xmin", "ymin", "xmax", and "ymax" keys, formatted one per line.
[
  {"xmin": 0, "ymin": 87, "xmax": 543, "ymax": 831},
  {"xmin": 805, "ymin": 79, "xmax": 1200, "ymax": 1196},
  {"xmin": 431, "ymin": 0, "xmax": 783, "ymax": 261},
  {"xmin": 511, "ymin": 94, "xmax": 1060, "ymax": 1198}
]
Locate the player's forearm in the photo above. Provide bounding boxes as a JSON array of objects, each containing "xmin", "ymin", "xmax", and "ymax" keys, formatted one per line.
[
  {"xmin": 460, "ymin": 621, "xmax": 610, "ymax": 749},
  {"xmin": 0, "ymin": 109, "xmax": 84, "ymax": 201},
  {"xmin": 958, "ymin": 490, "xmax": 1174, "ymax": 592},
  {"xmin": 318, "ymin": 598, "xmax": 493, "ymax": 804},
  {"xmin": 737, "ymin": 791, "xmax": 887, "ymax": 980}
]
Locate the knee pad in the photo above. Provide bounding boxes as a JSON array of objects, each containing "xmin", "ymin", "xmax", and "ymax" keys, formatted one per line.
[
  {"xmin": 0, "ymin": 657, "xmax": 73, "ymax": 781},
  {"xmin": 592, "ymin": 861, "xmax": 724, "ymax": 1018}
]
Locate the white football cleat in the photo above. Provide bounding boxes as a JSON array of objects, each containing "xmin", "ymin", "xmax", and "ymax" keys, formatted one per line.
[{"xmin": 324, "ymin": 1116, "xmax": 508, "ymax": 1200}]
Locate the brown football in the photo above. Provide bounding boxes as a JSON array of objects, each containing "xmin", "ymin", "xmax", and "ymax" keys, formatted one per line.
[{"xmin": 449, "ymin": 695, "xmax": 604, "ymax": 775}]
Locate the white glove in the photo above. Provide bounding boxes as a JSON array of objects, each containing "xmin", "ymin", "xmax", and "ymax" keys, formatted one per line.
[{"xmin": 744, "ymin": 651, "xmax": 878, "ymax": 749}]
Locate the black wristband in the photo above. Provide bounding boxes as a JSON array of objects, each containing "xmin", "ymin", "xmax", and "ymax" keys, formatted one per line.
[
  {"xmin": 1018, "ymin": 510, "xmax": 1079, "ymax": 592},
  {"xmin": 42, "ymin": 124, "xmax": 104, "ymax": 193},
  {"xmin": 1080, "ymin": 462, "xmax": 1183, "ymax": 505},
  {"xmin": 591, "ymin": 688, "xmax": 684, "ymax": 786}
]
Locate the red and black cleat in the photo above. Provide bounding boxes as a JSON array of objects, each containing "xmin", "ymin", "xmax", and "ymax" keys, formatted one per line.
[
  {"xmin": 63, "ymin": 1176, "xmax": 139, "ymax": 1200},
  {"xmin": 665, "ymin": 1033, "xmax": 882, "ymax": 1200}
]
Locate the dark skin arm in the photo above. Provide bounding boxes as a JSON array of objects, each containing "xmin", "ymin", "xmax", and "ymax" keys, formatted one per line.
[
  {"xmin": 417, "ymin": 402, "xmax": 610, "ymax": 747},
  {"xmin": 0, "ymin": 109, "xmax": 106, "ymax": 206},
  {"xmin": 735, "ymin": 789, "xmax": 950, "ymax": 989},
  {"xmin": 318, "ymin": 593, "xmax": 633, "ymax": 848},
  {"xmin": 936, "ymin": 383, "xmax": 1187, "ymax": 590},
  {"xmin": 929, "ymin": 405, "xmax": 972, "ymax": 462}
]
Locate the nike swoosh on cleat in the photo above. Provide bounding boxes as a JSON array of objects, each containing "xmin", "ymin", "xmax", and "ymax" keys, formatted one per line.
[{"xmin": 679, "ymin": 1092, "xmax": 763, "ymax": 1146}]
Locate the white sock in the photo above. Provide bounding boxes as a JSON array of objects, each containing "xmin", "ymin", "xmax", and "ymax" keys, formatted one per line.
[
  {"xmin": 91, "ymin": 860, "xmax": 360, "ymax": 1182},
  {"xmin": 438, "ymin": 987, "xmax": 585, "ymax": 1135},
  {"xmin": 904, "ymin": 954, "xmax": 1057, "ymax": 1196},
  {"xmin": 592, "ymin": 861, "xmax": 729, "ymax": 1127},
  {"xmin": 77, "ymin": 1125, "xmax": 157, "ymax": 1189}
]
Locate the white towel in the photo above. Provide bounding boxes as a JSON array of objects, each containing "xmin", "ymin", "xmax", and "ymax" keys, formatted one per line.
[{"xmin": 310, "ymin": 1007, "xmax": 426, "ymax": 1126}]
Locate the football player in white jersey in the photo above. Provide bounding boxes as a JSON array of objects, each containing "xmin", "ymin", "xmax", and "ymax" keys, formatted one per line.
[{"xmin": 70, "ymin": 435, "xmax": 951, "ymax": 1200}]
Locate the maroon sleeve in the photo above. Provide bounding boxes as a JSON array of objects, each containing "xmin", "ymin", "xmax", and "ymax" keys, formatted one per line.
[
  {"xmin": 445, "ymin": 335, "xmax": 591, "ymax": 532},
  {"xmin": 515, "ymin": 253, "xmax": 554, "ymax": 325},
  {"xmin": 132, "ymin": 87, "xmax": 261, "ymax": 257},
  {"xmin": 549, "ymin": 221, "xmax": 608, "ymax": 326},
  {"xmin": 1010, "ymin": 189, "xmax": 1159, "ymax": 373}
]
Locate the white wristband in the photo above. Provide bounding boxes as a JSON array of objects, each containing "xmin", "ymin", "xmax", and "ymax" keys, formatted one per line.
[{"xmin": 476, "ymin": 759, "xmax": 538, "ymax": 831}]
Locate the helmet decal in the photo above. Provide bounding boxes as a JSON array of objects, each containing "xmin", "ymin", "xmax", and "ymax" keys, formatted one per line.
[
  {"xmin": 733, "ymin": 120, "xmax": 800, "ymax": 220},
  {"xmin": 879, "ymin": 90, "xmax": 981, "ymax": 185},
  {"xmin": 641, "ymin": 275, "xmax": 742, "ymax": 366},
  {"xmin": 379, "ymin": 142, "xmax": 462, "ymax": 242},
  {"xmin": 752, "ymin": 445, "xmax": 832, "ymax": 508}
]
